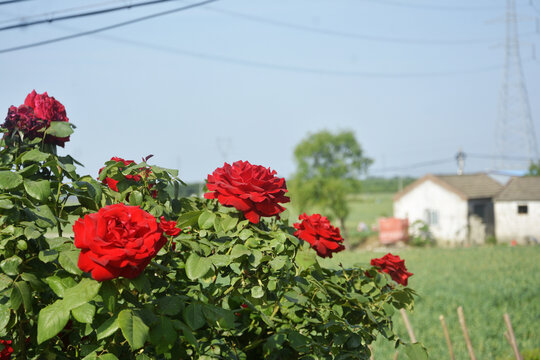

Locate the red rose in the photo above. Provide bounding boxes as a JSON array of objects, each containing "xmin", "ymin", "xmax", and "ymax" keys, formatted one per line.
[
  {"xmin": 0, "ymin": 340, "xmax": 13, "ymax": 360},
  {"xmin": 204, "ymin": 160, "xmax": 290, "ymax": 224},
  {"xmin": 99, "ymin": 157, "xmax": 156, "ymax": 197},
  {"xmin": 2, "ymin": 90, "xmax": 70, "ymax": 147},
  {"xmin": 159, "ymin": 216, "xmax": 181, "ymax": 237},
  {"xmin": 73, "ymin": 204, "xmax": 167, "ymax": 281},
  {"xmin": 293, "ymin": 213, "xmax": 345, "ymax": 258},
  {"xmin": 370, "ymin": 253, "xmax": 413, "ymax": 286}
]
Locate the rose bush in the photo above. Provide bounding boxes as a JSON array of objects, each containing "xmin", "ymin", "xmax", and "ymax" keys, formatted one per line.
[
  {"xmin": 204, "ymin": 160, "xmax": 290, "ymax": 223},
  {"xmin": 293, "ymin": 213, "xmax": 345, "ymax": 258},
  {"xmin": 371, "ymin": 253, "xmax": 414, "ymax": 286},
  {"xmin": 0, "ymin": 91, "xmax": 423, "ymax": 359},
  {"xmin": 73, "ymin": 203, "xmax": 168, "ymax": 281}
]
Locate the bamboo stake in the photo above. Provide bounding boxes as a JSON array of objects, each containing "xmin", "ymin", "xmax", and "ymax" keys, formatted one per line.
[
  {"xmin": 503, "ymin": 313, "xmax": 523, "ymax": 360},
  {"xmin": 400, "ymin": 308, "xmax": 417, "ymax": 343},
  {"xmin": 439, "ymin": 315, "xmax": 455, "ymax": 360},
  {"xmin": 457, "ymin": 306, "xmax": 476, "ymax": 360},
  {"xmin": 393, "ymin": 351, "xmax": 399, "ymax": 360}
]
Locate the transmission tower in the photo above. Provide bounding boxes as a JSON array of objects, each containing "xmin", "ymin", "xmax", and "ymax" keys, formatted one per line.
[{"xmin": 495, "ymin": 0, "xmax": 539, "ymax": 169}]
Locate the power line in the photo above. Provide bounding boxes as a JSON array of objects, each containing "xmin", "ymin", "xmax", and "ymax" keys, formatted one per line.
[
  {"xmin": 0, "ymin": 0, "xmax": 129, "ymax": 25},
  {"xmin": 0, "ymin": 0, "xmax": 32, "ymax": 5},
  {"xmin": 206, "ymin": 6, "xmax": 512, "ymax": 46},
  {"xmin": 467, "ymin": 153, "xmax": 533, "ymax": 161},
  {"xmin": 358, "ymin": 0, "xmax": 504, "ymax": 11},
  {"xmin": 0, "ymin": 0, "xmax": 219, "ymax": 54},
  {"xmin": 0, "ymin": 0, "xmax": 188, "ymax": 32},
  {"xmin": 370, "ymin": 158, "xmax": 455, "ymax": 173}
]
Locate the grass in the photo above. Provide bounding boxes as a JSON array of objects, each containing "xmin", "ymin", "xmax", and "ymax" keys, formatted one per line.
[{"xmin": 327, "ymin": 246, "xmax": 540, "ymax": 359}]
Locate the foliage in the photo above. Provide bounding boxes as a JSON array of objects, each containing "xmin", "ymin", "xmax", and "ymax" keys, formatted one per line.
[
  {"xmin": 290, "ymin": 130, "xmax": 372, "ymax": 235},
  {"xmin": 409, "ymin": 220, "xmax": 435, "ymax": 247},
  {"xmin": 527, "ymin": 161, "xmax": 540, "ymax": 176},
  {"xmin": 0, "ymin": 95, "xmax": 422, "ymax": 359}
]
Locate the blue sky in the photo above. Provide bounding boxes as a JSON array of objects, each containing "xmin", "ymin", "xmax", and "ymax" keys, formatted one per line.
[{"xmin": 0, "ymin": 0, "xmax": 538, "ymax": 182}]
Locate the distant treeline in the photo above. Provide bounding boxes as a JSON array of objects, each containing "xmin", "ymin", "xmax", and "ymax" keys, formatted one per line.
[
  {"xmin": 180, "ymin": 176, "xmax": 416, "ymax": 197},
  {"xmin": 360, "ymin": 176, "xmax": 416, "ymax": 193}
]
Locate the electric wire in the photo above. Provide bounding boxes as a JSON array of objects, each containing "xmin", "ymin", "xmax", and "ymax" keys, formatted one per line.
[
  {"xmin": 0, "ymin": 0, "xmax": 32, "ymax": 5},
  {"xmin": 0, "ymin": 0, "xmax": 218, "ymax": 54},
  {"xmin": 0, "ymin": 0, "xmax": 129, "ymax": 25},
  {"xmin": 358, "ymin": 0, "xmax": 504, "ymax": 11},
  {"xmin": 206, "ymin": 6, "xmax": 510, "ymax": 45},
  {"xmin": 0, "ymin": 0, "xmax": 188, "ymax": 32},
  {"xmin": 369, "ymin": 158, "xmax": 455, "ymax": 173}
]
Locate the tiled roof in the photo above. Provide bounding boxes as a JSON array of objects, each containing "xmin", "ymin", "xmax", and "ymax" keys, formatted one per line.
[
  {"xmin": 495, "ymin": 176, "xmax": 540, "ymax": 201},
  {"xmin": 394, "ymin": 173, "xmax": 504, "ymax": 201}
]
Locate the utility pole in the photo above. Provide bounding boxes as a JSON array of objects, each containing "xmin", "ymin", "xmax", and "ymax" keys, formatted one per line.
[
  {"xmin": 495, "ymin": 0, "xmax": 539, "ymax": 169},
  {"xmin": 456, "ymin": 149, "xmax": 466, "ymax": 175}
]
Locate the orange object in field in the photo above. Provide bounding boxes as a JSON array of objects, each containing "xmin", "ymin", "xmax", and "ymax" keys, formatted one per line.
[{"xmin": 378, "ymin": 217, "xmax": 409, "ymax": 244}]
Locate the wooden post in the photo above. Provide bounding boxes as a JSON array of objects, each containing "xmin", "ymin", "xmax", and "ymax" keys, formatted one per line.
[
  {"xmin": 368, "ymin": 345, "xmax": 374, "ymax": 360},
  {"xmin": 439, "ymin": 315, "xmax": 455, "ymax": 360},
  {"xmin": 393, "ymin": 351, "xmax": 399, "ymax": 360},
  {"xmin": 400, "ymin": 308, "xmax": 417, "ymax": 343},
  {"xmin": 457, "ymin": 306, "xmax": 476, "ymax": 360},
  {"xmin": 503, "ymin": 313, "xmax": 523, "ymax": 360}
]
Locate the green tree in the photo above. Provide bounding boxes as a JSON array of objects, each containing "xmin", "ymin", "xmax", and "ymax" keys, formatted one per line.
[
  {"xmin": 527, "ymin": 160, "xmax": 540, "ymax": 176},
  {"xmin": 290, "ymin": 130, "xmax": 372, "ymax": 235}
]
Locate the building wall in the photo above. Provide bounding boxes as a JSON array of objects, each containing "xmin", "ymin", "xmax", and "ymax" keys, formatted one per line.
[
  {"xmin": 494, "ymin": 201, "xmax": 540, "ymax": 243},
  {"xmin": 394, "ymin": 180, "xmax": 468, "ymax": 243}
]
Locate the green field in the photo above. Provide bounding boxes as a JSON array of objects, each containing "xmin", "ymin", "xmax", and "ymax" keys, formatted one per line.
[{"xmin": 327, "ymin": 246, "xmax": 540, "ymax": 359}]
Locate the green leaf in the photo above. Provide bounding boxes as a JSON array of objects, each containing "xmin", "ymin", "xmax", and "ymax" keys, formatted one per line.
[
  {"xmin": 128, "ymin": 190, "xmax": 143, "ymax": 206},
  {"xmin": 37, "ymin": 301, "xmax": 70, "ymax": 344},
  {"xmin": 0, "ymin": 171, "xmax": 22, "ymax": 190},
  {"xmin": 404, "ymin": 343, "xmax": 429, "ymax": 360},
  {"xmin": 230, "ymin": 244, "xmax": 251, "ymax": 259},
  {"xmin": 46, "ymin": 121, "xmax": 74, "ymax": 138},
  {"xmin": 98, "ymin": 355, "xmax": 119, "ymax": 360},
  {"xmin": 269, "ymin": 256, "xmax": 288, "ymax": 271},
  {"xmin": 148, "ymin": 316, "xmax": 176, "ymax": 354},
  {"xmin": 21, "ymin": 148, "xmax": 50, "ymax": 163},
  {"xmin": 72, "ymin": 303, "xmax": 96, "ymax": 324},
  {"xmin": 45, "ymin": 275, "xmax": 77, "ymax": 298},
  {"xmin": 185, "ymin": 253, "xmax": 212, "ymax": 280},
  {"xmin": 156, "ymin": 295, "xmax": 184, "ymax": 316},
  {"xmin": 96, "ymin": 315, "xmax": 119, "ymax": 340},
  {"xmin": 59, "ymin": 249, "xmax": 83, "ymax": 275},
  {"xmin": 24, "ymin": 179, "xmax": 51, "ymax": 201},
  {"xmin": 177, "ymin": 210, "xmax": 203, "ymax": 228},
  {"xmin": 0, "ymin": 305, "xmax": 10, "ymax": 331},
  {"xmin": 202, "ymin": 305, "xmax": 235, "ymax": 329},
  {"xmin": 14, "ymin": 281, "xmax": 32, "ymax": 314},
  {"xmin": 295, "ymin": 249, "xmax": 317, "ymax": 270},
  {"xmin": 220, "ymin": 215, "xmax": 238, "ymax": 232},
  {"xmin": 251, "ymin": 286, "xmax": 265, "ymax": 299},
  {"xmin": 39, "ymin": 249, "xmax": 59, "ymax": 263},
  {"xmin": 183, "ymin": 303, "xmax": 205, "ymax": 330},
  {"xmin": 0, "ymin": 256, "xmax": 22, "ymax": 276},
  {"xmin": 24, "ymin": 225, "xmax": 42, "ymax": 240},
  {"xmin": 0, "ymin": 274, "xmax": 13, "ymax": 291},
  {"xmin": 198, "ymin": 211, "xmax": 216, "ymax": 229},
  {"xmin": 118, "ymin": 309, "xmax": 149, "ymax": 350},
  {"xmin": 63, "ymin": 278, "xmax": 101, "ymax": 310},
  {"xmin": 0, "ymin": 199, "xmax": 13, "ymax": 209}
]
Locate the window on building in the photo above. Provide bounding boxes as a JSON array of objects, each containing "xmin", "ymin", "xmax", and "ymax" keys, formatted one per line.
[
  {"xmin": 424, "ymin": 209, "xmax": 439, "ymax": 225},
  {"xmin": 517, "ymin": 205, "xmax": 528, "ymax": 214}
]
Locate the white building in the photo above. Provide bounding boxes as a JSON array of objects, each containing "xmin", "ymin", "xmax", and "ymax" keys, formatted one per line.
[
  {"xmin": 494, "ymin": 177, "xmax": 540, "ymax": 243},
  {"xmin": 394, "ymin": 173, "xmax": 503, "ymax": 244}
]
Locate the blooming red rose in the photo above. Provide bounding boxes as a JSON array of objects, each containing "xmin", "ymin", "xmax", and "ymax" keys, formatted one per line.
[
  {"xmin": 0, "ymin": 340, "xmax": 13, "ymax": 360},
  {"xmin": 159, "ymin": 216, "xmax": 181, "ymax": 237},
  {"xmin": 73, "ymin": 203, "xmax": 167, "ymax": 281},
  {"xmin": 204, "ymin": 160, "xmax": 290, "ymax": 224},
  {"xmin": 370, "ymin": 253, "xmax": 413, "ymax": 286},
  {"xmin": 2, "ymin": 90, "xmax": 70, "ymax": 147},
  {"xmin": 293, "ymin": 213, "xmax": 345, "ymax": 258}
]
